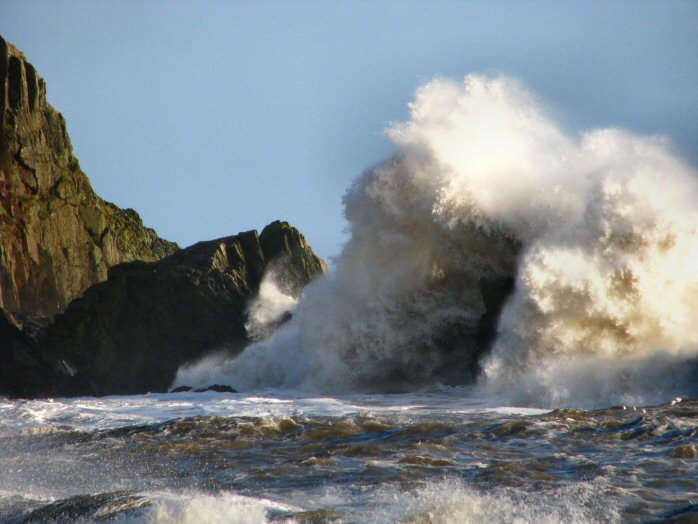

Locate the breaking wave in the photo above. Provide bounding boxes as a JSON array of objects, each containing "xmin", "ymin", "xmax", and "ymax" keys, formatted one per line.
[
  {"xmin": 176, "ymin": 74, "xmax": 698, "ymax": 407},
  {"xmin": 3, "ymin": 481, "xmax": 616, "ymax": 524},
  {"xmin": 244, "ymin": 270, "xmax": 298, "ymax": 341}
]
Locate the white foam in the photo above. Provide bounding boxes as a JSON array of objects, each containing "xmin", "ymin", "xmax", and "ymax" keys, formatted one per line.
[
  {"xmin": 127, "ymin": 491, "xmax": 301, "ymax": 524},
  {"xmin": 0, "ymin": 390, "xmax": 547, "ymax": 434},
  {"xmin": 280, "ymin": 478, "xmax": 617, "ymax": 524},
  {"xmin": 8, "ymin": 481, "xmax": 612, "ymax": 524}
]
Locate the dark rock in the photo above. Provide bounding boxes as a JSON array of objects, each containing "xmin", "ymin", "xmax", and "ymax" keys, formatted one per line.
[
  {"xmin": 259, "ymin": 220, "xmax": 328, "ymax": 296},
  {"xmin": 0, "ymin": 306, "xmax": 88, "ymax": 398},
  {"xmin": 18, "ymin": 491, "xmax": 148, "ymax": 523},
  {"xmin": 0, "ymin": 306, "xmax": 42, "ymax": 397},
  {"xmin": 194, "ymin": 384, "xmax": 238, "ymax": 393},
  {"xmin": 40, "ymin": 225, "xmax": 327, "ymax": 396},
  {"xmin": 171, "ymin": 385, "xmax": 239, "ymax": 394},
  {"xmin": 476, "ymin": 277, "xmax": 516, "ymax": 350},
  {"xmin": 0, "ymin": 34, "xmax": 177, "ymax": 319}
]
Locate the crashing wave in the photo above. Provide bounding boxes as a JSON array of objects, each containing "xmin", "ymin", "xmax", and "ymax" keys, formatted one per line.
[{"xmin": 176, "ymin": 74, "xmax": 698, "ymax": 406}]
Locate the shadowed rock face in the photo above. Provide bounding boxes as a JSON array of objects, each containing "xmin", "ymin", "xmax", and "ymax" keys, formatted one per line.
[
  {"xmin": 0, "ymin": 308, "xmax": 45, "ymax": 397},
  {"xmin": 0, "ymin": 35, "xmax": 177, "ymax": 319},
  {"xmin": 41, "ymin": 222, "xmax": 328, "ymax": 396}
]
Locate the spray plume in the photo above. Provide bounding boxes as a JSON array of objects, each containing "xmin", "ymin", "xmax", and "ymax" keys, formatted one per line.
[{"xmin": 176, "ymin": 75, "xmax": 698, "ymax": 407}]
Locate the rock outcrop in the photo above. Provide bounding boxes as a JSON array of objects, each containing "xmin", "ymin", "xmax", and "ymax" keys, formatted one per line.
[
  {"xmin": 40, "ymin": 221, "xmax": 327, "ymax": 396},
  {"xmin": 0, "ymin": 36, "xmax": 328, "ymax": 398},
  {"xmin": 0, "ymin": 35, "xmax": 177, "ymax": 318}
]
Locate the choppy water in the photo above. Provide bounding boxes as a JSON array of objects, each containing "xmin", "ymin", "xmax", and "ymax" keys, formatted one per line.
[{"xmin": 1, "ymin": 390, "xmax": 696, "ymax": 523}]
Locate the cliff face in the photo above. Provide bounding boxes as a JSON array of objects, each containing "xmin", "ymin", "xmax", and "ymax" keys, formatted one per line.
[
  {"xmin": 0, "ymin": 35, "xmax": 177, "ymax": 318},
  {"xmin": 42, "ymin": 221, "xmax": 328, "ymax": 396}
]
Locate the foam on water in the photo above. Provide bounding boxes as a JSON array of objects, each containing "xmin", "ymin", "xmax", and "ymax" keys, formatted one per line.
[
  {"xmin": 0, "ymin": 389, "xmax": 547, "ymax": 434},
  {"xmin": 1, "ymin": 482, "xmax": 616, "ymax": 524},
  {"xmin": 176, "ymin": 74, "xmax": 698, "ymax": 408},
  {"xmin": 352, "ymin": 479, "xmax": 618, "ymax": 524}
]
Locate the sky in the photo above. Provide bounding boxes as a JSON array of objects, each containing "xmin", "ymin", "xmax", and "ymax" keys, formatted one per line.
[{"xmin": 1, "ymin": 1, "xmax": 697, "ymax": 262}]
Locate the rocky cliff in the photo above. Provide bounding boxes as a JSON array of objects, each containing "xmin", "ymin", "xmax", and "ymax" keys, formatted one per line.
[
  {"xmin": 41, "ymin": 221, "xmax": 327, "ymax": 396},
  {"xmin": 0, "ymin": 36, "xmax": 328, "ymax": 398},
  {"xmin": 0, "ymin": 35, "xmax": 177, "ymax": 318}
]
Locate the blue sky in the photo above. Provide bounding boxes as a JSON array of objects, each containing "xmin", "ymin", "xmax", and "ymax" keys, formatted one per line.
[{"xmin": 2, "ymin": 1, "xmax": 697, "ymax": 261}]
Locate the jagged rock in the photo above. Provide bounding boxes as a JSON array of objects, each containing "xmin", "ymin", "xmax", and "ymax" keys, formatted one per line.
[
  {"xmin": 170, "ymin": 386, "xmax": 193, "ymax": 393},
  {"xmin": 259, "ymin": 220, "xmax": 329, "ymax": 296},
  {"xmin": 40, "ymin": 223, "xmax": 327, "ymax": 396},
  {"xmin": 0, "ymin": 34, "xmax": 177, "ymax": 319}
]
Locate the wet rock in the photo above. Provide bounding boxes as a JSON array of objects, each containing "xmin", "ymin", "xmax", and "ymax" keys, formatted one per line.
[
  {"xmin": 259, "ymin": 220, "xmax": 329, "ymax": 295},
  {"xmin": 0, "ymin": 34, "xmax": 177, "ymax": 319},
  {"xmin": 19, "ymin": 491, "xmax": 149, "ymax": 523},
  {"xmin": 194, "ymin": 385, "xmax": 238, "ymax": 393},
  {"xmin": 171, "ymin": 385, "xmax": 238, "ymax": 393}
]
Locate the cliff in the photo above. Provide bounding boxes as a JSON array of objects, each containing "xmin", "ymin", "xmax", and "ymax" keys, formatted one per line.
[
  {"xmin": 0, "ymin": 35, "xmax": 177, "ymax": 319},
  {"xmin": 0, "ymin": 36, "xmax": 328, "ymax": 398}
]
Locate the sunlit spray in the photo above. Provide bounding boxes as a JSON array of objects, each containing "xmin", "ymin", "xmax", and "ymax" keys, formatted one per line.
[{"xmin": 176, "ymin": 75, "xmax": 698, "ymax": 407}]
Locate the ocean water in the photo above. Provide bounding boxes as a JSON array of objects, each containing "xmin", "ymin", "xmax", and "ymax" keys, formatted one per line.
[
  {"xmin": 1, "ymin": 390, "xmax": 696, "ymax": 523},
  {"xmin": 4, "ymin": 74, "xmax": 698, "ymax": 522}
]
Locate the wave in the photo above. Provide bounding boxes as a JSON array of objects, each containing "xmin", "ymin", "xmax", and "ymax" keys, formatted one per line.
[
  {"xmin": 175, "ymin": 74, "xmax": 698, "ymax": 407},
  {"xmin": 2, "ymin": 481, "xmax": 616, "ymax": 524}
]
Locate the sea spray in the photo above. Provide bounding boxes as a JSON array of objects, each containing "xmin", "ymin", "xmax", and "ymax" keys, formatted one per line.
[
  {"xmin": 176, "ymin": 74, "xmax": 698, "ymax": 406},
  {"xmin": 482, "ymin": 127, "xmax": 698, "ymax": 406},
  {"xmin": 244, "ymin": 270, "xmax": 298, "ymax": 341}
]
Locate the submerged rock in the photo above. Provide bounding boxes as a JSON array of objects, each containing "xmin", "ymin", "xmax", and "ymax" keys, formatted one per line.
[
  {"xmin": 41, "ymin": 223, "xmax": 327, "ymax": 396},
  {"xmin": 0, "ymin": 34, "xmax": 177, "ymax": 319}
]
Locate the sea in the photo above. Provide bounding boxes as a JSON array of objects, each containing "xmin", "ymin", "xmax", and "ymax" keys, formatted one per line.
[
  {"xmin": 3, "ymin": 74, "xmax": 698, "ymax": 522},
  {"xmin": 1, "ymin": 389, "xmax": 696, "ymax": 523}
]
